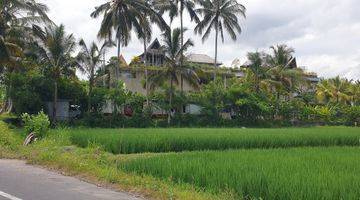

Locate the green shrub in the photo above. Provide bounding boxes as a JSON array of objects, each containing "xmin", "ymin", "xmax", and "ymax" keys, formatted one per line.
[
  {"xmin": 21, "ymin": 111, "xmax": 50, "ymax": 138},
  {"xmin": 346, "ymin": 106, "xmax": 360, "ymax": 126}
]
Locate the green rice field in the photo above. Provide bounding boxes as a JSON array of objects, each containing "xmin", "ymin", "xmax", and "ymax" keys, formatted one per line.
[
  {"xmin": 120, "ymin": 147, "xmax": 360, "ymax": 199},
  {"xmin": 68, "ymin": 127, "xmax": 360, "ymax": 154},
  {"xmin": 65, "ymin": 127, "xmax": 360, "ymax": 199}
]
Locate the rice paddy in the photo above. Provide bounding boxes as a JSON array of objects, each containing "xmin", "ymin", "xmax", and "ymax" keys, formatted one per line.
[
  {"xmin": 65, "ymin": 127, "xmax": 360, "ymax": 199},
  {"xmin": 68, "ymin": 127, "xmax": 360, "ymax": 154},
  {"xmin": 120, "ymin": 147, "xmax": 360, "ymax": 199}
]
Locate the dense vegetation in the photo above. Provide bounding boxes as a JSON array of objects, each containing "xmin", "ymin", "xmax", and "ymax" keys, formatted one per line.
[
  {"xmin": 120, "ymin": 147, "xmax": 360, "ymax": 199},
  {"xmin": 69, "ymin": 127, "xmax": 360, "ymax": 154},
  {"xmin": 0, "ymin": 0, "xmax": 359, "ymax": 128}
]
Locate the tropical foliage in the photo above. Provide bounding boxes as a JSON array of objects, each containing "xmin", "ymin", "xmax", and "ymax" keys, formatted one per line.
[
  {"xmin": 31, "ymin": 24, "xmax": 78, "ymax": 124},
  {"xmin": 195, "ymin": 0, "xmax": 246, "ymax": 68},
  {"xmin": 0, "ymin": 0, "xmax": 358, "ymax": 128}
]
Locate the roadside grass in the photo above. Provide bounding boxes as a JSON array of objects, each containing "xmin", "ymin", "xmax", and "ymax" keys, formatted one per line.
[
  {"xmin": 0, "ymin": 117, "xmax": 22, "ymax": 158},
  {"xmin": 120, "ymin": 147, "xmax": 360, "ymax": 200},
  {"xmin": 67, "ymin": 127, "xmax": 360, "ymax": 154},
  {"xmin": 0, "ymin": 121, "xmax": 228, "ymax": 200}
]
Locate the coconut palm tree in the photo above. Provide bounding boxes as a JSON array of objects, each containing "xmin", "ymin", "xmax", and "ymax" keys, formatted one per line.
[
  {"xmin": 77, "ymin": 39, "xmax": 113, "ymax": 112},
  {"xmin": 267, "ymin": 45, "xmax": 295, "ymax": 67},
  {"xmin": 246, "ymin": 51, "xmax": 269, "ymax": 93},
  {"xmin": 267, "ymin": 44, "xmax": 304, "ymax": 94},
  {"xmin": 195, "ymin": 0, "xmax": 246, "ymax": 70},
  {"xmin": 91, "ymin": 0, "xmax": 163, "ymax": 81},
  {"xmin": 32, "ymin": 24, "xmax": 77, "ymax": 125},
  {"xmin": 155, "ymin": 0, "xmax": 200, "ymax": 90},
  {"xmin": 316, "ymin": 76, "xmax": 352, "ymax": 105},
  {"xmin": 136, "ymin": 0, "xmax": 169, "ymax": 106},
  {"xmin": 149, "ymin": 28, "xmax": 199, "ymax": 124},
  {"xmin": 347, "ymin": 81, "xmax": 360, "ymax": 106},
  {"xmin": 0, "ymin": 0, "xmax": 51, "ymax": 113},
  {"xmin": 0, "ymin": 36, "xmax": 22, "ymax": 67}
]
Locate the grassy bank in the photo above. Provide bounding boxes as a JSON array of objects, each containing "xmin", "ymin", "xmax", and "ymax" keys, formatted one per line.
[
  {"xmin": 68, "ymin": 127, "xmax": 360, "ymax": 154},
  {"xmin": 120, "ymin": 147, "xmax": 360, "ymax": 199},
  {"xmin": 0, "ymin": 121, "xmax": 223, "ymax": 200},
  {"xmin": 0, "ymin": 118, "xmax": 22, "ymax": 158}
]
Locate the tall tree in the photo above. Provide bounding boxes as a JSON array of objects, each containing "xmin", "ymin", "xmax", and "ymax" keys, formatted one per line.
[
  {"xmin": 91, "ymin": 0, "xmax": 161, "ymax": 81},
  {"xmin": 268, "ymin": 44, "xmax": 295, "ymax": 67},
  {"xmin": 155, "ymin": 0, "xmax": 199, "ymax": 90},
  {"xmin": 136, "ymin": 0, "xmax": 169, "ymax": 106},
  {"xmin": 32, "ymin": 24, "xmax": 77, "ymax": 125},
  {"xmin": 149, "ymin": 28, "xmax": 199, "ymax": 124},
  {"xmin": 246, "ymin": 51, "xmax": 268, "ymax": 93},
  {"xmin": 195, "ymin": 0, "xmax": 245, "ymax": 71},
  {"xmin": 77, "ymin": 39, "xmax": 112, "ymax": 112},
  {"xmin": 0, "ymin": 0, "xmax": 51, "ymax": 113},
  {"xmin": 266, "ymin": 45, "xmax": 304, "ymax": 109},
  {"xmin": 316, "ymin": 76, "xmax": 352, "ymax": 105}
]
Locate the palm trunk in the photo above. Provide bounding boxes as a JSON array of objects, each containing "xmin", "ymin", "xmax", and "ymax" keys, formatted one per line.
[
  {"xmin": 116, "ymin": 35, "xmax": 121, "ymax": 81},
  {"xmin": 3, "ymin": 78, "xmax": 13, "ymax": 113},
  {"xmin": 88, "ymin": 76, "xmax": 93, "ymax": 113},
  {"xmin": 107, "ymin": 70, "xmax": 111, "ymax": 89},
  {"xmin": 144, "ymin": 39, "xmax": 149, "ymax": 107},
  {"xmin": 52, "ymin": 79, "xmax": 58, "ymax": 126},
  {"xmin": 168, "ymin": 75, "xmax": 173, "ymax": 125},
  {"xmin": 214, "ymin": 22, "xmax": 219, "ymax": 80},
  {"xmin": 255, "ymin": 76, "xmax": 259, "ymax": 93},
  {"xmin": 180, "ymin": 7, "xmax": 184, "ymax": 92}
]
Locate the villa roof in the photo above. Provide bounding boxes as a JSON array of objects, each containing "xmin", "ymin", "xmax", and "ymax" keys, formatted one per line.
[
  {"xmin": 186, "ymin": 53, "xmax": 222, "ymax": 65},
  {"xmin": 139, "ymin": 38, "xmax": 165, "ymax": 56},
  {"xmin": 119, "ymin": 54, "xmax": 128, "ymax": 67}
]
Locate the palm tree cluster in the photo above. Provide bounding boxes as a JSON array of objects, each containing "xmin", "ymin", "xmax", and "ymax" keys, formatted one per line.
[
  {"xmin": 91, "ymin": 0, "xmax": 246, "ymax": 70},
  {"xmin": 317, "ymin": 77, "xmax": 360, "ymax": 106},
  {"xmin": 90, "ymin": 0, "xmax": 246, "ymax": 122},
  {"xmin": 0, "ymin": 0, "xmax": 51, "ymax": 113},
  {"xmin": 245, "ymin": 45, "xmax": 305, "ymax": 98}
]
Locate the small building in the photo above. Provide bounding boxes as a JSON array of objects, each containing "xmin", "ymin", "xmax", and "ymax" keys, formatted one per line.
[
  {"xmin": 46, "ymin": 99, "xmax": 81, "ymax": 121},
  {"xmin": 139, "ymin": 39, "xmax": 166, "ymax": 66}
]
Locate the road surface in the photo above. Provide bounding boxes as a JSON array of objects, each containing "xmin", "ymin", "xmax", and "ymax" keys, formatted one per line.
[{"xmin": 0, "ymin": 160, "xmax": 142, "ymax": 200}]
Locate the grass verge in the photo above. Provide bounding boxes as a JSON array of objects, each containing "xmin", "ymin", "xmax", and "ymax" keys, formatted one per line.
[{"xmin": 0, "ymin": 120, "xmax": 227, "ymax": 200}]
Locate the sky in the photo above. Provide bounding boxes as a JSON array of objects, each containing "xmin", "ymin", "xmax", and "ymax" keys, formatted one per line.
[{"xmin": 39, "ymin": 0, "xmax": 360, "ymax": 80}]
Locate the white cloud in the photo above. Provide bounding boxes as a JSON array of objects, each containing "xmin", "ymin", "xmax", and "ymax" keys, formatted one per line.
[{"xmin": 39, "ymin": 0, "xmax": 360, "ymax": 80}]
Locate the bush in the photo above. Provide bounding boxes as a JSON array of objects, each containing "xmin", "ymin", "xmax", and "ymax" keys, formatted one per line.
[
  {"xmin": 21, "ymin": 111, "xmax": 50, "ymax": 138},
  {"xmin": 345, "ymin": 106, "xmax": 360, "ymax": 126}
]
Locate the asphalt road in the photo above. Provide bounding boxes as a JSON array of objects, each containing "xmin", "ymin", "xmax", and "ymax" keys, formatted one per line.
[{"xmin": 0, "ymin": 160, "xmax": 142, "ymax": 200}]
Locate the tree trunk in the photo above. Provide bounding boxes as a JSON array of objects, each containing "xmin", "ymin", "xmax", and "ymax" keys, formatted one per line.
[
  {"xmin": 168, "ymin": 75, "xmax": 173, "ymax": 125},
  {"xmin": 88, "ymin": 76, "xmax": 93, "ymax": 113},
  {"xmin": 116, "ymin": 35, "xmax": 121, "ymax": 81},
  {"xmin": 180, "ymin": 7, "xmax": 184, "ymax": 92},
  {"xmin": 107, "ymin": 70, "xmax": 111, "ymax": 89},
  {"xmin": 255, "ymin": 76, "xmax": 259, "ymax": 93},
  {"xmin": 214, "ymin": 21, "xmax": 219, "ymax": 80},
  {"xmin": 144, "ymin": 39, "xmax": 149, "ymax": 107},
  {"xmin": 52, "ymin": 79, "xmax": 58, "ymax": 126},
  {"xmin": 2, "ymin": 79, "xmax": 13, "ymax": 113}
]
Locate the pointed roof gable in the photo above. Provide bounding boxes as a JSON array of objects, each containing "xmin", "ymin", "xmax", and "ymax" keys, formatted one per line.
[
  {"xmin": 147, "ymin": 38, "xmax": 162, "ymax": 51},
  {"xmin": 119, "ymin": 54, "xmax": 128, "ymax": 67}
]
